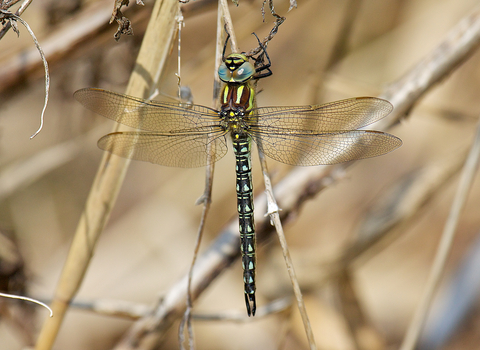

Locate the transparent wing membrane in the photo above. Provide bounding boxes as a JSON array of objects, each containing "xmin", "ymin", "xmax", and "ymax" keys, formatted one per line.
[
  {"xmin": 74, "ymin": 88, "xmax": 221, "ymax": 133},
  {"xmin": 98, "ymin": 131, "xmax": 228, "ymax": 168},
  {"xmin": 76, "ymin": 85, "xmax": 401, "ymax": 318},
  {"xmin": 76, "ymin": 88, "xmax": 400, "ymax": 167},
  {"xmin": 253, "ymin": 97, "xmax": 393, "ymax": 133},
  {"xmin": 251, "ymin": 130, "xmax": 402, "ymax": 166}
]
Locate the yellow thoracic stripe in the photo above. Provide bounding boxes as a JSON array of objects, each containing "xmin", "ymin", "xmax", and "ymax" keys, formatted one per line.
[
  {"xmin": 236, "ymin": 85, "xmax": 244, "ymax": 104},
  {"xmin": 247, "ymin": 86, "xmax": 255, "ymax": 111},
  {"xmin": 223, "ymin": 85, "xmax": 229, "ymax": 105}
]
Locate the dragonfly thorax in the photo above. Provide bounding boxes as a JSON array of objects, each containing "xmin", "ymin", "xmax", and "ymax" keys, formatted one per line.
[
  {"xmin": 220, "ymin": 106, "xmax": 251, "ymax": 135},
  {"xmin": 220, "ymin": 83, "xmax": 255, "ymax": 112},
  {"xmin": 219, "ymin": 77, "xmax": 255, "ymax": 136}
]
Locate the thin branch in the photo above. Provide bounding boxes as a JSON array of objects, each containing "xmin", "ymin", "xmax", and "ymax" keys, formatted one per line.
[
  {"xmin": 0, "ymin": 9, "xmax": 50, "ymax": 138},
  {"xmin": 258, "ymin": 150, "xmax": 316, "ymax": 350},
  {"xmin": 0, "ymin": 0, "xmax": 152, "ymax": 95},
  {"xmin": 379, "ymin": 6, "xmax": 480, "ymax": 125},
  {"xmin": 177, "ymin": 5, "xmax": 198, "ymax": 348},
  {"xmin": 68, "ymin": 296, "xmax": 291, "ymax": 321},
  {"xmin": 178, "ymin": 2, "xmax": 232, "ymax": 349},
  {"xmin": 245, "ymin": 0, "xmax": 285, "ymax": 57},
  {"xmin": 399, "ymin": 118, "xmax": 480, "ymax": 350},
  {"xmin": 0, "ymin": 0, "xmax": 22, "ymax": 10},
  {"xmin": 0, "ymin": 292, "xmax": 53, "ymax": 317},
  {"xmin": 0, "ymin": 0, "xmax": 32, "ymax": 39},
  {"xmin": 317, "ymin": 146, "xmax": 469, "ymax": 284},
  {"xmin": 190, "ymin": 297, "xmax": 291, "ymax": 321},
  {"xmin": 219, "ymin": 0, "xmax": 237, "ymax": 53},
  {"xmin": 0, "ymin": 0, "xmax": 218, "ymax": 95}
]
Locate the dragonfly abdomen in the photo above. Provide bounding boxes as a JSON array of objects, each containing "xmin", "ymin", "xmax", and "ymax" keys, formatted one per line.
[{"xmin": 233, "ymin": 135, "xmax": 256, "ymax": 316}]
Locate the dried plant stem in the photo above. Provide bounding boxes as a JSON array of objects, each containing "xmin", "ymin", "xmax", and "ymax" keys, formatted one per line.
[
  {"xmin": 327, "ymin": 147, "xmax": 468, "ymax": 278},
  {"xmin": 0, "ymin": 1, "xmax": 128, "ymax": 94},
  {"xmin": 399, "ymin": 119, "xmax": 480, "ymax": 350},
  {"xmin": 0, "ymin": 9, "xmax": 50, "ymax": 138},
  {"xmin": 314, "ymin": 5, "xmax": 480, "ymax": 279},
  {"xmin": 380, "ymin": 6, "xmax": 480, "ymax": 124},
  {"xmin": 178, "ymin": 3, "xmax": 233, "ymax": 349},
  {"xmin": 179, "ymin": 0, "xmax": 242, "ymax": 346},
  {"xmin": 179, "ymin": 197, "xmax": 210, "ymax": 350},
  {"xmin": 33, "ymin": 1, "xmax": 179, "ymax": 349},
  {"xmin": 259, "ymin": 151, "xmax": 317, "ymax": 350},
  {"xmin": 66, "ymin": 294, "xmax": 291, "ymax": 321},
  {"xmin": 219, "ymin": 0, "xmax": 238, "ymax": 53}
]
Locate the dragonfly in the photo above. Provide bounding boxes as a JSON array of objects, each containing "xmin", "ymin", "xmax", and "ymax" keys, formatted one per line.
[{"xmin": 74, "ymin": 39, "xmax": 402, "ymax": 317}]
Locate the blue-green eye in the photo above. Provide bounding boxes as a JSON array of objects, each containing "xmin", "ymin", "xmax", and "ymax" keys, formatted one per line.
[
  {"xmin": 218, "ymin": 63, "xmax": 232, "ymax": 82},
  {"xmin": 233, "ymin": 62, "xmax": 255, "ymax": 82}
]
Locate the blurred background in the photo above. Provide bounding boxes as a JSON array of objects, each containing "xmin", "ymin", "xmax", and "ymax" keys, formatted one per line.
[{"xmin": 1, "ymin": 0, "xmax": 480, "ymax": 349}]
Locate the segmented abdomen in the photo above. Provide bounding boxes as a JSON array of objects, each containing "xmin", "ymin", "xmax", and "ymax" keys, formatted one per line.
[{"xmin": 232, "ymin": 135, "xmax": 256, "ymax": 316}]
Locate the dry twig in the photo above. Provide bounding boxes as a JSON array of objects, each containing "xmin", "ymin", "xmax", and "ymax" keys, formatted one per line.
[
  {"xmin": 178, "ymin": 2, "xmax": 231, "ymax": 348},
  {"xmin": 324, "ymin": 148, "xmax": 468, "ymax": 279},
  {"xmin": 34, "ymin": 0, "xmax": 179, "ymax": 349},
  {"xmin": 0, "ymin": 292, "xmax": 52, "ymax": 317},
  {"xmin": 0, "ymin": 8, "xmax": 49, "ymax": 138},
  {"xmin": 0, "ymin": 0, "xmax": 32, "ymax": 39},
  {"xmin": 0, "ymin": 0, "xmax": 152, "ymax": 94},
  {"xmin": 109, "ymin": 0, "xmax": 145, "ymax": 41},
  {"xmin": 399, "ymin": 116, "xmax": 480, "ymax": 350}
]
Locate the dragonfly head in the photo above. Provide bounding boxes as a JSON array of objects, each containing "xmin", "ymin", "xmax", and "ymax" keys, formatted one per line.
[{"xmin": 219, "ymin": 53, "xmax": 255, "ymax": 84}]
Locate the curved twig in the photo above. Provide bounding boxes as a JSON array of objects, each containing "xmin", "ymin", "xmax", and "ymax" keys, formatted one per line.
[
  {"xmin": 0, "ymin": 9, "xmax": 50, "ymax": 138},
  {"xmin": 0, "ymin": 292, "xmax": 53, "ymax": 317},
  {"xmin": 399, "ymin": 118, "xmax": 480, "ymax": 350}
]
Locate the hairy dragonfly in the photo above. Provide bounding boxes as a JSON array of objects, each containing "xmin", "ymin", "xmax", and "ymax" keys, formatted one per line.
[{"xmin": 75, "ymin": 41, "xmax": 401, "ymax": 316}]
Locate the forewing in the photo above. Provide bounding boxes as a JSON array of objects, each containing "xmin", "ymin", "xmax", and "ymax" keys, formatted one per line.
[
  {"xmin": 253, "ymin": 97, "xmax": 393, "ymax": 133},
  {"xmin": 74, "ymin": 88, "xmax": 220, "ymax": 132},
  {"xmin": 251, "ymin": 130, "xmax": 402, "ymax": 166},
  {"xmin": 98, "ymin": 130, "xmax": 228, "ymax": 168}
]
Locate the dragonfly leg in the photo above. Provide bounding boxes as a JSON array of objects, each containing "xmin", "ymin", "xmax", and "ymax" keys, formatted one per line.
[
  {"xmin": 222, "ymin": 24, "xmax": 231, "ymax": 62},
  {"xmin": 251, "ymin": 32, "xmax": 272, "ymax": 80}
]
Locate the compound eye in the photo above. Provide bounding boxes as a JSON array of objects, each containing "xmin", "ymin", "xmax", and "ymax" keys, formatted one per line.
[
  {"xmin": 232, "ymin": 62, "xmax": 255, "ymax": 82},
  {"xmin": 218, "ymin": 63, "xmax": 232, "ymax": 82}
]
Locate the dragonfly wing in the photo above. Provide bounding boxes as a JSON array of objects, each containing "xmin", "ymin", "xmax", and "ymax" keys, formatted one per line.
[
  {"xmin": 74, "ymin": 88, "xmax": 220, "ymax": 132},
  {"xmin": 253, "ymin": 97, "xmax": 393, "ymax": 133},
  {"xmin": 251, "ymin": 130, "xmax": 402, "ymax": 166},
  {"xmin": 98, "ymin": 130, "xmax": 228, "ymax": 168}
]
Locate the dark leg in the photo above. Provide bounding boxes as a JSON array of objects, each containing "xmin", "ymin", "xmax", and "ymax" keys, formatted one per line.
[{"xmin": 251, "ymin": 32, "xmax": 272, "ymax": 80}]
